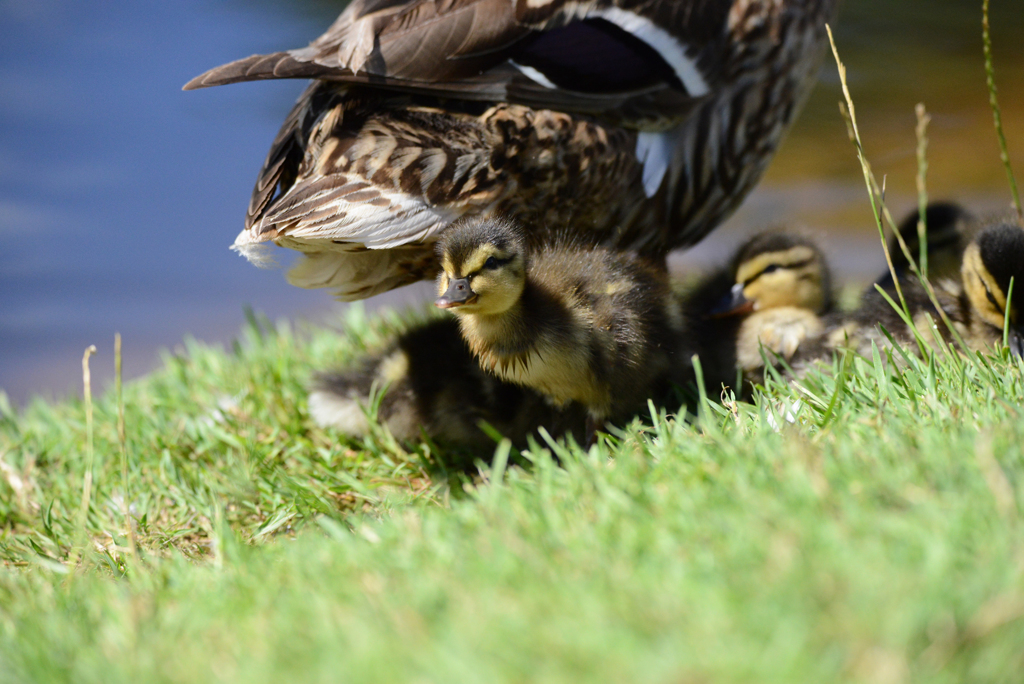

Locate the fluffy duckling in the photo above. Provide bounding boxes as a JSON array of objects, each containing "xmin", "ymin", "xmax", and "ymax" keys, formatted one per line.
[
  {"xmin": 800, "ymin": 221, "xmax": 1024, "ymax": 366},
  {"xmin": 308, "ymin": 318, "xmax": 586, "ymax": 451},
  {"xmin": 874, "ymin": 201, "xmax": 977, "ymax": 290},
  {"xmin": 435, "ymin": 218, "xmax": 683, "ymax": 441},
  {"xmin": 955, "ymin": 221, "xmax": 1024, "ymax": 355},
  {"xmin": 685, "ymin": 231, "xmax": 833, "ymax": 392}
]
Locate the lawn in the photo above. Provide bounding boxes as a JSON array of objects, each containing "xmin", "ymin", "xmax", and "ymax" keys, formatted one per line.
[{"xmin": 1, "ymin": 302, "xmax": 1023, "ymax": 683}]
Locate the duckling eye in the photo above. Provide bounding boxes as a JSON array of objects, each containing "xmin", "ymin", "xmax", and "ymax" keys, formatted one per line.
[
  {"xmin": 484, "ymin": 256, "xmax": 500, "ymax": 270},
  {"xmin": 761, "ymin": 264, "xmax": 781, "ymax": 276},
  {"xmin": 974, "ymin": 274, "xmax": 1001, "ymax": 310},
  {"xmin": 984, "ymin": 287, "xmax": 1002, "ymax": 313}
]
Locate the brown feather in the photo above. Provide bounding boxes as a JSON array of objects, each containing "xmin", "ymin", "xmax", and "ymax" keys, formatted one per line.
[{"xmin": 184, "ymin": 0, "xmax": 737, "ymax": 122}]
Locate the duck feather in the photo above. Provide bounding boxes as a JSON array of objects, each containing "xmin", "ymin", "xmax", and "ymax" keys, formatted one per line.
[{"xmin": 184, "ymin": 0, "xmax": 728, "ymax": 119}]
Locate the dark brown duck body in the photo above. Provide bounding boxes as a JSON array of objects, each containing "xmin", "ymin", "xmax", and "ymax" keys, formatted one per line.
[
  {"xmin": 235, "ymin": 86, "xmax": 658, "ymax": 299},
  {"xmin": 186, "ymin": 0, "xmax": 838, "ymax": 299}
]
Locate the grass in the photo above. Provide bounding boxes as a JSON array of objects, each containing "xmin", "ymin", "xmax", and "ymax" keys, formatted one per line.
[
  {"xmin": 1, "ymin": 302, "xmax": 1024, "ymax": 683},
  {"xmin": 0, "ymin": 307, "xmax": 443, "ymax": 568}
]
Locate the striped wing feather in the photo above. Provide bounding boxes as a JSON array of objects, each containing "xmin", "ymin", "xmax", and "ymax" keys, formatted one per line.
[
  {"xmin": 183, "ymin": 0, "xmax": 724, "ymax": 119},
  {"xmin": 241, "ymin": 87, "xmax": 503, "ymax": 250}
]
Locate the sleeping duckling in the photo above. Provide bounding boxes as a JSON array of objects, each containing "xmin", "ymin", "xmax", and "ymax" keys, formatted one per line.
[
  {"xmin": 308, "ymin": 317, "xmax": 586, "ymax": 451},
  {"xmin": 685, "ymin": 231, "xmax": 833, "ymax": 392},
  {"xmin": 800, "ymin": 220, "xmax": 1024, "ymax": 366},
  {"xmin": 435, "ymin": 218, "xmax": 682, "ymax": 442},
  {"xmin": 956, "ymin": 221, "xmax": 1024, "ymax": 355},
  {"xmin": 874, "ymin": 201, "xmax": 977, "ymax": 290}
]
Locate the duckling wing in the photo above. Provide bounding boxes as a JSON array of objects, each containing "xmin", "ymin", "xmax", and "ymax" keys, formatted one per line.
[{"xmin": 184, "ymin": 0, "xmax": 727, "ymax": 119}]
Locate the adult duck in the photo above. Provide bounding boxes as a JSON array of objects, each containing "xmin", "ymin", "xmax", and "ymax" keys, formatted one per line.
[{"xmin": 186, "ymin": 0, "xmax": 838, "ymax": 299}]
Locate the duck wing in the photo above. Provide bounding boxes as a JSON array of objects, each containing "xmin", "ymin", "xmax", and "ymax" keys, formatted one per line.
[
  {"xmin": 184, "ymin": 0, "xmax": 728, "ymax": 119},
  {"xmin": 236, "ymin": 83, "xmax": 503, "ymax": 252}
]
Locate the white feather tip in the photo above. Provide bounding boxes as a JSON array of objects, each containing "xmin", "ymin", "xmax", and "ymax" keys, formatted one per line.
[{"xmin": 231, "ymin": 232, "xmax": 278, "ymax": 269}]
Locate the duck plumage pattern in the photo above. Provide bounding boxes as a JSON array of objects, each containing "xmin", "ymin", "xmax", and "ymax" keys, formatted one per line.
[{"xmin": 186, "ymin": 0, "xmax": 838, "ymax": 299}]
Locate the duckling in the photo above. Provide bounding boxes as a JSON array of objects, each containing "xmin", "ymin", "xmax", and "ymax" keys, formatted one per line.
[
  {"xmin": 797, "ymin": 221, "xmax": 1024, "ymax": 368},
  {"xmin": 956, "ymin": 221, "xmax": 1024, "ymax": 355},
  {"xmin": 308, "ymin": 318, "xmax": 586, "ymax": 451},
  {"xmin": 684, "ymin": 231, "xmax": 833, "ymax": 393},
  {"xmin": 184, "ymin": 0, "xmax": 837, "ymax": 299},
  {"xmin": 434, "ymin": 217, "xmax": 683, "ymax": 442},
  {"xmin": 873, "ymin": 201, "xmax": 977, "ymax": 290}
]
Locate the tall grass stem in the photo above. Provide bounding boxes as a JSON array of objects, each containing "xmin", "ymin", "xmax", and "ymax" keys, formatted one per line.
[
  {"xmin": 827, "ymin": 26, "xmax": 909, "ymax": 317},
  {"xmin": 915, "ymin": 103, "xmax": 931, "ymax": 280},
  {"xmin": 829, "ymin": 26, "xmax": 971, "ymax": 356},
  {"xmin": 1003, "ymin": 277, "xmax": 1015, "ymax": 351},
  {"xmin": 982, "ymin": 0, "xmax": 1023, "ymax": 222},
  {"xmin": 68, "ymin": 345, "xmax": 97, "ymax": 574},
  {"xmin": 115, "ymin": 333, "xmax": 139, "ymax": 564}
]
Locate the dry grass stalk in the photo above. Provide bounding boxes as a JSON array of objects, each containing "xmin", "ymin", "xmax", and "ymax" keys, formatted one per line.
[
  {"xmin": 915, "ymin": 103, "xmax": 931, "ymax": 280},
  {"xmin": 829, "ymin": 26, "xmax": 971, "ymax": 357},
  {"xmin": 116, "ymin": 333, "xmax": 139, "ymax": 564},
  {"xmin": 67, "ymin": 345, "xmax": 98, "ymax": 575}
]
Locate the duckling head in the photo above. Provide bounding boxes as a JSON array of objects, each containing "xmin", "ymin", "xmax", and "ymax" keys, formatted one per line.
[
  {"xmin": 435, "ymin": 218, "xmax": 527, "ymax": 316},
  {"xmin": 713, "ymin": 233, "xmax": 832, "ymax": 317},
  {"xmin": 962, "ymin": 222, "xmax": 1024, "ymax": 353},
  {"xmin": 883, "ymin": 201, "xmax": 974, "ymax": 284}
]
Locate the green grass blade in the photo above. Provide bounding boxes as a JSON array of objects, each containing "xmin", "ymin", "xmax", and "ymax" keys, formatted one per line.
[{"xmin": 983, "ymin": 0, "xmax": 1023, "ymax": 222}]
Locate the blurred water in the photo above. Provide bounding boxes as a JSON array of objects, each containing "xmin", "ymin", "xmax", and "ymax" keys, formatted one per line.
[
  {"xmin": 0, "ymin": 0, "xmax": 339, "ymax": 402},
  {"xmin": 1, "ymin": 0, "xmax": 1022, "ymax": 404}
]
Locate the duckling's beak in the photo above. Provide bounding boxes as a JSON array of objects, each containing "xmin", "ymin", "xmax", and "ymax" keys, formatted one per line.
[
  {"xmin": 435, "ymin": 278, "xmax": 478, "ymax": 309},
  {"xmin": 1009, "ymin": 328, "xmax": 1024, "ymax": 358},
  {"xmin": 710, "ymin": 283, "xmax": 756, "ymax": 318}
]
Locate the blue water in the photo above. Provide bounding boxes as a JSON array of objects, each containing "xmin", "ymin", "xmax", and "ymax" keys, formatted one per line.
[
  {"xmin": 0, "ymin": 0, "xmax": 346, "ymax": 401},
  {"xmin": 2, "ymin": 0, "xmax": 1022, "ymax": 404}
]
